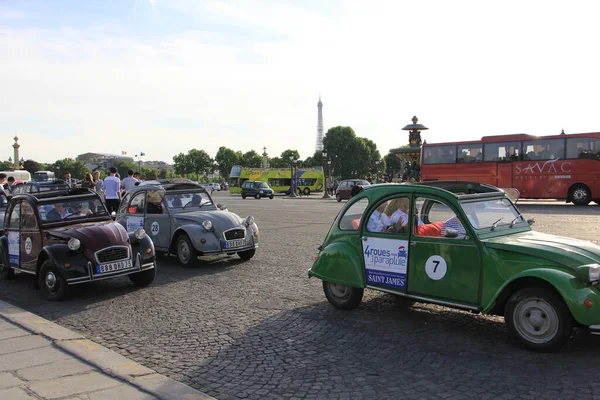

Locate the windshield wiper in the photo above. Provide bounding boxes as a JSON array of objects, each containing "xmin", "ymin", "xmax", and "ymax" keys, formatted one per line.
[
  {"xmin": 509, "ymin": 215, "xmax": 522, "ymax": 227},
  {"xmin": 491, "ymin": 217, "xmax": 503, "ymax": 231}
]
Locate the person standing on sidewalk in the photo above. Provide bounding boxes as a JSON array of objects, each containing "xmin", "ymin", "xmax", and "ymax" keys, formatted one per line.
[
  {"xmin": 104, "ymin": 167, "xmax": 121, "ymax": 213},
  {"xmin": 93, "ymin": 170, "xmax": 104, "ymax": 197}
]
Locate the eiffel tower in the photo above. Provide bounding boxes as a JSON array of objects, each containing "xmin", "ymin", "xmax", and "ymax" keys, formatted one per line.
[{"xmin": 315, "ymin": 94, "xmax": 324, "ymax": 152}]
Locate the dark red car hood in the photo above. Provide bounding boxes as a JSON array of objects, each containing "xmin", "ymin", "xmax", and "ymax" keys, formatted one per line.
[{"xmin": 49, "ymin": 221, "xmax": 130, "ymax": 260}]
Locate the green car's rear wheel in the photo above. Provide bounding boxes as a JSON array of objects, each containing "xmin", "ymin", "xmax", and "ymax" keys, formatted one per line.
[
  {"xmin": 323, "ymin": 281, "xmax": 363, "ymax": 310},
  {"xmin": 505, "ymin": 288, "xmax": 572, "ymax": 352}
]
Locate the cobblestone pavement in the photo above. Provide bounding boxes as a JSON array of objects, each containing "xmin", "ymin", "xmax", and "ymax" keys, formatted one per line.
[{"xmin": 2, "ymin": 194, "xmax": 600, "ymax": 399}]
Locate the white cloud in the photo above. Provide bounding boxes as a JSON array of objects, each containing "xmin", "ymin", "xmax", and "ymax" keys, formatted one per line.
[{"xmin": 1, "ymin": 0, "xmax": 600, "ymax": 165}]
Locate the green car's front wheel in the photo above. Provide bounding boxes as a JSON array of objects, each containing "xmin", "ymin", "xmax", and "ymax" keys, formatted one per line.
[
  {"xmin": 323, "ymin": 281, "xmax": 363, "ymax": 310},
  {"xmin": 505, "ymin": 288, "xmax": 572, "ymax": 352}
]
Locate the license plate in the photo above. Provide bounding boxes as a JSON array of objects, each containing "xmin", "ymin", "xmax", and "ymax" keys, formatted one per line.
[
  {"xmin": 224, "ymin": 239, "xmax": 246, "ymax": 249},
  {"xmin": 96, "ymin": 260, "xmax": 133, "ymax": 274}
]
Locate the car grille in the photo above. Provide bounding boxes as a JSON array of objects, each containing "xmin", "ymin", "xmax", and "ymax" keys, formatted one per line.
[
  {"xmin": 96, "ymin": 246, "xmax": 130, "ymax": 264},
  {"xmin": 224, "ymin": 229, "xmax": 245, "ymax": 240}
]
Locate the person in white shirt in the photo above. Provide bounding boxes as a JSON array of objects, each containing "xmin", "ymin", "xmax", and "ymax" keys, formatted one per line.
[
  {"xmin": 388, "ymin": 198, "xmax": 423, "ymax": 228},
  {"xmin": 367, "ymin": 204, "xmax": 392, "ymax": 232},
  {"xmin": 104, "ymin": 167, "xmax": 121, "ymax": 213},
  {"xmin": 121, "ymin": 169, "xmax": 138, "ymax": 193}
]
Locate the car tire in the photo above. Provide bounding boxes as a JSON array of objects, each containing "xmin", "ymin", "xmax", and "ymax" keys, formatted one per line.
[
  {"xmin": 241, "ymin": 194, "xmax": 246, "ymax": 199},
  {"xmin": 39, "ymin": 260, "xmax": 69, "ymax": 301},
  {"xmin": 0, "ymin": 252, "xmax": 14, "ymax": 280},
  {"xmin": 175, "ymin": 234, "xmax": 198, "ymax": 267},
  {"xmin": 269, "ymin": 195, "xmax": 274, "ymax": 199},
  {"xmin": 336, "ymin": 194, "xmax": 342, "ymax": 202},
  {"xmin": 238, "ymin": 248, "xmax": 256, "ymax": 260},
  {"xmin": 571, "ymin": 184, "xmax": 591, "ymax": 206},
  {"xmin": 255, "ymin": 193, "xmax": 261, "ymax": 200},
  {"xmin": 129, "ymin": 265, "xmax": 157, "ymax": 287},
  {"xmin": 303, "ymin": 188, "xmax": 310, "ymax": 195},
  {"xmin": 323, "ymin": 281, "xmax": 363, "ymax": 310},
  {"xmin": 505, "ymin": 287, "xmax": 572, "ymax": 352}
]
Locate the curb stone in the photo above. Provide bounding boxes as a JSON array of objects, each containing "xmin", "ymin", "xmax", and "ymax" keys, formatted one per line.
[{"xmin": 0, "ymin": 300, "xmax": 215, "ymax": 400}]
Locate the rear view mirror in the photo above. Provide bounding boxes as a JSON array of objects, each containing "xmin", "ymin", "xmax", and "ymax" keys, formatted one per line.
[
  {"xmin": 527, "ymin": 217, "xmax": 535, "ymax": 226},
  {"xmin": 217, "ymin": 203, "xmax": 228, "ymax": 211}
]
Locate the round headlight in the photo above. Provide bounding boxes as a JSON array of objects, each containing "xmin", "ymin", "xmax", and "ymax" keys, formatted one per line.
[
  {"xmin": 245, "ymin": 215, "xmax": 255, "ymax": 226},
  {"xmin": 202, "ymin": 220, "xmax": 213, "ymax": 231},
  {"xmin": 67, "ymin": 238, "xmax": 81, "ymax": 251},
  {"xmin": 134, "ymin": 228, "xmax": 146, "ymax": 240}
]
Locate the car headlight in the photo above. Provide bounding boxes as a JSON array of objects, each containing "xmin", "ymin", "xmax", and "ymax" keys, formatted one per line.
[
  {"xmin": 134, "ymin": 228, "xmax": 146, "ymax": 240},
  {"xmin": 67, "ymin": 238, "xmax": 81, "ymax": 251},
  {"xmin": 245, "ymin": 216, "xmax": 255, "ymax": 226},
  {"xmin": 590, "ymin": 265, "xmax": 600, "ymax": 284},
  {"xmin": 260, "ymin": 190, "xmax": 264, "ymax": 193},
  {"xmin": 202, "ymin": 220, "xmax": 213, "ymax": 231}
]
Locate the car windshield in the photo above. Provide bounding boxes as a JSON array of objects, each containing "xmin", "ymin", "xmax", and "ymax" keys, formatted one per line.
[
  {"xmin": 460, "ymin": 197, "xmax": 523, "ymax": 230},
  {"xmin": 165, "ymin": 191, "xmax": 213, "ymax": 210},
  {"xmin": 254, "ymin": 182, "xmax": 268, "ymax": 188},
  {"xmin": 38, "ymin": 197, "xmax": 107, "ymax": 223}
]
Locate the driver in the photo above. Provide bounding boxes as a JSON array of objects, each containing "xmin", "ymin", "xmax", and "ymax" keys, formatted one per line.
[{"xmin": 46, "ymin": 203, "xmax": 70, "ymax": 220}]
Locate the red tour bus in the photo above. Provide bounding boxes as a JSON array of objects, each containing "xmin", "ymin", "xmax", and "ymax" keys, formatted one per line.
[{"xmin": 420, "ymin": 131, "xmax": 600, "ymax": 205}]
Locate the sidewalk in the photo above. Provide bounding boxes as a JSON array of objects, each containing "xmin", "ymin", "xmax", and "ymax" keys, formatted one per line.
[{"xmin": 0, "ymin": 300, "xmax": 214, "ymax": 400}]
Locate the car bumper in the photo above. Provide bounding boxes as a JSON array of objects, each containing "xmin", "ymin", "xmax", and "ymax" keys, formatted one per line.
[
  {"xmin": 589, "ymin": 325, "xmax": 600, "ymax": 335},
  {"xmin": 200, "ymin": 236, "xmax": 258, "ymax": 255},
  {"xmin": 66, "ymin": 252, "xmax": 155, "ymax": 285}
]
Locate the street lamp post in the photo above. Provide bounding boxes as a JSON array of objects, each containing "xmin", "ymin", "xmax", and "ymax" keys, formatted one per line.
[
  {"xmin": 321, "ymin": 150, "xmax": 330, "ymax": 199},
  {"xmin": 375, "ymin": 160, "xmax": 380, "ymax": 183},
  {"xmin": 289, "ymin": 155, "xmax": 297, "ymax": 197}
]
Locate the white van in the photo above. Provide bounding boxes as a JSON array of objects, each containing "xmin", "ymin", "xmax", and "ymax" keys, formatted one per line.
[
  {"xmin": 0, "ymin": 170, "xmax": 31, "ymax": 182},
  {"xmin": 33, "ymin": 170, "xmax": 55, "ymax": 182}
]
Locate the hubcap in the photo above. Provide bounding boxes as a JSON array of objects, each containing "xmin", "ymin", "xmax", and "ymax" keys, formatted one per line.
[
  {"xmin": 46, "ymin": 272, "xmax": 57, "ymax": 290},
  {"xmin": 178, "ymin": 240, "xmax": 190, "ymax": 263},
  {"xmin": 573, "ymin": 188, "xmax": 587, "ymax": 201},
  {"xmin": 513, "ymin": 298, "xmax": 559, "ymax": 344},
  {"xmin": 329, "ymin": 283, "xmax": 351, "ymax": 300}
]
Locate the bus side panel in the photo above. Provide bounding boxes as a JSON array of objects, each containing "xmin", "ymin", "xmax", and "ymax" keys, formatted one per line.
[{"xmin": 497, "ymin": 163, "xmax": 512, "ymax": 188}]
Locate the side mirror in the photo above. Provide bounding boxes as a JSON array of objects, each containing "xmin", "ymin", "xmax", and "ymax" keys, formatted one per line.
[
  {"xmin": 216, "ymin": 203, "xmax": 228, "ymax": 211},
  {"xmin": 444, "ymin": 228, "xmax": 459, "ymax": 238},
  {"xmin": 527, "ymin": 217, "xmax": 535, "ymax": 226},
  {"xmin": 111, "ymin": 211, "xmax": 117, "ymax": 220}
]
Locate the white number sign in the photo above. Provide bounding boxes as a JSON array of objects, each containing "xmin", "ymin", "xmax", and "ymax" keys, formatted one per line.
[
  {"xmin": 425, "ymin": 255, "xmax": 447, "ymax": 280},
  {"xmin": 25, "ymin": 237, "xmax": 33, "ymax": 255},
  {"xmin": 151, "ymin": 221, "xmax": 160, "ymax": 235}
]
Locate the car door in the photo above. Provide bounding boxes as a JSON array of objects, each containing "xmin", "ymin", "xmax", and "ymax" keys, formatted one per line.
[
  {"xmin": 5, "ymin": 201, "xmax": 21, "ymax": 268},
  {"xmin": 143, "ymin": 189, "xmax": 170, "ymax": 251},
  {"xmin": 122, "ymin": 192, "xmax": 146, "ymax": 233},
  {"xmin": 361, "ymin": 196, "xmax": 412, "ymax": 293},
  {"xmin": 19, "ymin": 201, "xmax": 42, "ymax": 273},
  {"xmin": 406, "ymin": 196, "xmax": 481, "ymax": 306}
]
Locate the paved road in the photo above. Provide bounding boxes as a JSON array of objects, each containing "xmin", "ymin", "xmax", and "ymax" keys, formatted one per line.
[{"xmin": 2, "ymin": 193, "xmax": 600, "ymax": 399}]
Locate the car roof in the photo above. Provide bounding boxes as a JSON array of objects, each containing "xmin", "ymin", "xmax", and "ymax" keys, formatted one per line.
[
  {"xmin": 360, "ymin": 181, "xmax": 506, "ymax": 201},
  {"xmin": 11, "ymin": 188, "xmax": 101, "ymax": 204},
  {"xmin": 130, "ymin": 179, "xmax": 208, "ymax": 192}
]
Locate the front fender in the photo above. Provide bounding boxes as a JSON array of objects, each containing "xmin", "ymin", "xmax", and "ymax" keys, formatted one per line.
[
  {"xmin": 309, "ymin": 241, "xmax": 365, "ymax": 288},
  {"xmin": 129, "ymin": 234, "xmax": 156, "ymax": 265},
  {"xmin": 172, "ymin": 225, "xmax": 220, "ymax": 252},
  {"xmin": 41, "ymin": 244, "xmax": 90, "ymax": 280},
  {"xmin": 483, "ymin": 268, "xmax": 600, "ymax": 327}
]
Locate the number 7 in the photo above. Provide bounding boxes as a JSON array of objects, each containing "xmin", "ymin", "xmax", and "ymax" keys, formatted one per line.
[{"xmin": 433, "ymin": 260, "xmax": 440, "ymax": 273}]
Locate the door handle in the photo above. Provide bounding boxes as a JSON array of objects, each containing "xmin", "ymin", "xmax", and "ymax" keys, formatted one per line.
[
  {"xmin": 361, "ymin": 236, "xmax": 367, "ymax": 241},
  {"xmin": 409, "ymin": 242, "xmax": 417, "ymax": 247}
]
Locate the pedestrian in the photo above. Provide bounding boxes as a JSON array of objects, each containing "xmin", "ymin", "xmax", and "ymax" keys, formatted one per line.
[
  {"xmin": 64, "ymin": 172, "xmax": 76, "ymax": 188},
  {"xmin": 0, "ymin": 173, "xmax": 8, "ymax": 204},
  {"xmin": 104, "ymin": 167, "xmax": 121, "ymax": 213},
  {"xmin": 80, "ymin": 173, "xmax": 96, "ymax": 190},
  {"xmin": 121, "ymin": 169, "xmax": 137, "ymax": 193},
  {"xmin": 6, "ymin": 176, "xmax": 15, "ymax": 194},
  {"xmin": 93, "ymin": 170, "xmax": 104, "ymax": 195}
]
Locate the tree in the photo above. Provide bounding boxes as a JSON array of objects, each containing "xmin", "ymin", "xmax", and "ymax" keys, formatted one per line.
[
  {"xmin": 173, "ymin": 152, "xmax": 192, "ymax": 176},
  {"xmin": 22, "ymin": 159, "xmax": 41, "ymax": 174},
  {"xmin": 0, "ymin": 161, "xmax": 12, "ymax": 171},
  {"xmin": 112, "ymin": 160, "xmax": 138, "ymax": 178},
  {"xmin": 384, "ymin": 153, "xmax": 402, "ymax": 181},
  {"xmin": 268, "ymin": 157, "xmax": 287, "ymax": 168},
  {"xmin": 322, "ymin": 126, "xmax": 359, "ymax": 179},
  {"xmin": 280, "ymin": 149, "xmax": 301, "ymax": 165},
  {"xmin": 242, "ymin": 150, "xmax": 263, "ymax": 168},
  {"xmin": 187, "ymin": 149, "xmax": 213, "ymax": 176},
  {"xmin": 215, "ymin": 146, "xmax": 240, "ymax": 179},
  {"xmin": 50, "ymin": 158, "xmax": 89, "ymax": 180}
]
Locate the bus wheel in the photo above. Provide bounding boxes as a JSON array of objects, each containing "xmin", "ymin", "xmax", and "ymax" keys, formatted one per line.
[
  {"xmin": 571, "ymin": 184, "xmax": 591, "ymax": 206},
  {"xmin": 303, "ymin": 188, "xmax": 310, "ymax": 195}
]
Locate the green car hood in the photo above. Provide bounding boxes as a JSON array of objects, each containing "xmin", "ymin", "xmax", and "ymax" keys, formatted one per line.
[{"xmin": 484, "ymin": 230, "xmax": 600, "ymax": 268}]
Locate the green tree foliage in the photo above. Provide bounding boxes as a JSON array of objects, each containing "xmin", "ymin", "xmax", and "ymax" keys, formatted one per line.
[
  {"xmin": 22, "ymin": 159, "xmax": 41, "ymax": 174},
  {"xmin": 323, "ymin": 126, "xmax": 383, "ymax": 180},
  {"xmin": 242, "ymin": 150, "xmax": 263, "ymax": 168},
  {"xmin": 279, "ymin": 149, "xmax": 301, "ymax": 166},
  {"xmin": 384, "ymin": 153, "xmax": 403, "ymax": 180},
  {"xmin": 268, "ymin": 157, "xmax": 287, "ymax": 168},
  {"xmin": 173, "ymin": 152, "xmax": 191, "ymax": 176},
  {"xmin": 173, "ymin": 149, "xmax": 213, "ymax": 177},
  {"xmin": 0, "ymin": 161, "xmax": 12, "ymax": 171},
  {"xmin": 112, "ymin": 160, "xmax": 138, "ymax": 178},
  {"xmin": 50, "ymin": 158, "xmax": 89, "ymax": 180},
  {"xmin": 215, "ymin": 146, "xmax": 240, "ymax": 179}
]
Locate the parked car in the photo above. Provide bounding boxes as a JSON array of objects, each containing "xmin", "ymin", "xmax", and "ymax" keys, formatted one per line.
[
  {"xmin": 204, "ymin": 182, "xmax": 221, "ymax": 191},
  {"xmin": 0, "ymin": 188, "xmax": 157, "ymax": 301},
  {"xmin": 241, "ymin": 181, "xmax": 274, "ymax": 199},
  {"xmin": 116, "ymin": 180, "xmax": 259, "ymax": 266},
  {"xmin": 309, "ymin": 181, "xmax": 600, "ymax": 351},
  {"xmin": 335, "ymin": 179, "xmax": 371, "ymax": 202},
  {"xmin": 10, "ymin": 181, "xmax": 70, "ymax": 196}
]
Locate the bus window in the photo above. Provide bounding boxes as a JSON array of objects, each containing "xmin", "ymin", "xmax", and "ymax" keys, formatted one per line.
[
  {"xmin": 423, "ymin": 145, "xmax": 456, "ymax": 164},
  {"xmin": 566, "ymin": 137, "xmax": 600, "ymax": 159},
  {"xmin": 523, "ymin": 138, "xmax": 564, "ymax": 160},
  {"xmin": 457, "ymin": 144, "xmax": 483, "ymax": 163},
  {"xmin": 483, "ymin": 141, "xmax": 521, "ymax": 162}
]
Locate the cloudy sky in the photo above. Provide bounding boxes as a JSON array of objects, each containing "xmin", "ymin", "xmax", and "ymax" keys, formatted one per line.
[{"xmin": 1, "ymin": 0, "xmax": 599, "ymax": 164}]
